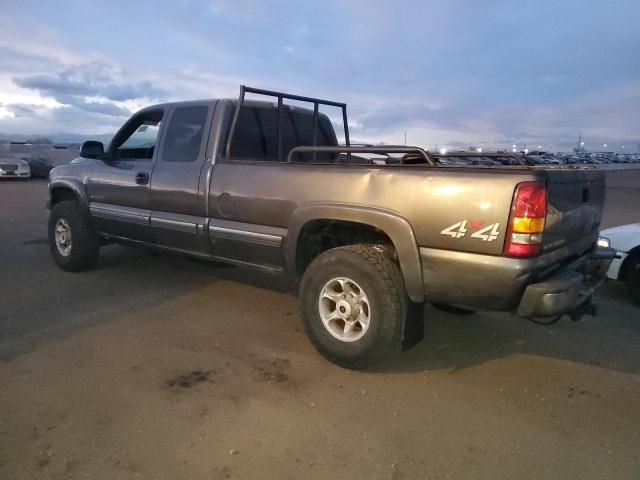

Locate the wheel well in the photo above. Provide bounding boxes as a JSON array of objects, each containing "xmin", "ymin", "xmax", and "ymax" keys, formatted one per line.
[
  {"xmin": 50, "ymin": 187, "xmax": 79, "ymax": 207},
  {"xmin": 619, "ymin": 246, "xmax": 640, "ymax": 281},
  {"xmin": 295, "ymin": 219, "xmax": 395, "ymax": 275}
]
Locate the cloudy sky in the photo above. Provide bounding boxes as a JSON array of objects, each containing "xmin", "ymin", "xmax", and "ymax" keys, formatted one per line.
[{"xmin": 0, "ymin": 0, "xmax": 638, "ymax": 151}]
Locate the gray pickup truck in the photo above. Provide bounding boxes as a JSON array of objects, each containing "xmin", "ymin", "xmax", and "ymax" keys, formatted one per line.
[{"xmin": 47, "ymin": 86, "xmax": 615, "ymax": 368}]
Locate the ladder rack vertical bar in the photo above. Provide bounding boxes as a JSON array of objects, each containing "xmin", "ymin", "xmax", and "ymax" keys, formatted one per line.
[
  {"xmin": 312, "ymin": 102, "xmax": 318, "ymax": 163},
  {"xmin": 342, "ymin": 104, "xmax": 351, "ymax": 161},
  {"xmin": 225, "ymin": 85, "xmax": 246, "ymax": 160},
  {"xmin": 277, "ymin": 96, "xmax": 283, "ymax": 162}
]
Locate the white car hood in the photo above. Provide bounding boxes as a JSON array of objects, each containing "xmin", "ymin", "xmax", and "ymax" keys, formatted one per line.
[{"xmin": 601, "ymin": 223, "xmax": 640, "ymax": 253}]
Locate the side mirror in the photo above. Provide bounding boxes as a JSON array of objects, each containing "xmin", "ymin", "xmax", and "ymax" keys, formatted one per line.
[{"xmin": 80, "ymin": 140, "xmax": 105, "ymax": 159}]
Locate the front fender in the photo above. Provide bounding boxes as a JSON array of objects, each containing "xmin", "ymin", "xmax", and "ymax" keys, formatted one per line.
[
  {"xmin": 286, "ymin": 203, "xmax": 424, "ymax": 303},
  {"xmin": 48, "ymin": 176, "xmax": 90, "ymax": 212}
]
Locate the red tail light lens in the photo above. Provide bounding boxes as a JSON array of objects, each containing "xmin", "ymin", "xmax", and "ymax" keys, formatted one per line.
[
  {"xmin": 512, "ymin": 182, "xmax": 547, "ymax": 219},
  {"xmin": 506, "ymin": 241, "xmax": 541, "ymax": 257},
  {"xmin": 504, "ymin": 181, "xmax": 547, "ymax": 257}
]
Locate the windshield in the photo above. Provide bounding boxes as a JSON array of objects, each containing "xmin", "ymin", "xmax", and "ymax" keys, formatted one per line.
[{"xmin": 119, "ymin": 123, "xmax": 161, "ymax": 149}]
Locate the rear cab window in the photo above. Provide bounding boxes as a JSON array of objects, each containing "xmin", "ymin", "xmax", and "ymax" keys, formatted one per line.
[{"xmin": 229, "ymin": 105, "xmax": 338, "ymax": 163}]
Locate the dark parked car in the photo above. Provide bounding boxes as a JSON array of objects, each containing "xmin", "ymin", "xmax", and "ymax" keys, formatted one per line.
[{"xmin": 24, "ymin": 157, "xmax": 54, "ymax": 178}]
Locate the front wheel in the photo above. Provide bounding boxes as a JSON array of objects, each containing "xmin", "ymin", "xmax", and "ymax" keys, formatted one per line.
[
  {"xmin": 298, "ymin": 244, "xmax": 407, "ymax": 369},
  {"xmin": 48, "ymin": 201, "xmax": 100, "ymax": 271}
]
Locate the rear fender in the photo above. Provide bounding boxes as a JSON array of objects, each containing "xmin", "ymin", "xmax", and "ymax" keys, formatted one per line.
[{"xmin": 287, "ymin": 203, "xmax": 424, "ymax": 303}]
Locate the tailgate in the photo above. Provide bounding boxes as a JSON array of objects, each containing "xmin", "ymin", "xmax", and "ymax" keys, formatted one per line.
[{"xmin": 541, "ymin": 168, "xmax": 605, "ymax": 255}]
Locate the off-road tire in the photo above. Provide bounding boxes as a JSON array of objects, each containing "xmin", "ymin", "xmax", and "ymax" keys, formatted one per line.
[
  {"xmin": 48, "ymin": 200, "xmax": 100, "ymax": 271},
  {"xmin": 299, "ymin": 244, "xmax": 406, "ymax": 369},
  {"xmin": 625, "ymin": 256, "xmax": 640, "ymax": 305}
]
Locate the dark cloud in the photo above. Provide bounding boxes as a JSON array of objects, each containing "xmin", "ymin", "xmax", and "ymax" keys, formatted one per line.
[
  {"xmin": 13, "ymin": 62, "xmax": 167, "ymax": 103},
  {"xmin": 352, "ymin": 102, "xmax": 470, "ymax": 135},
  {"xmin": 74, "ymin": 100, "xmax": 130, "ymax": 117},
  {"xmin": 0, "ymin": 102, "xmax": 126, "ymax": 137},
  {"xmin": 52, "ymin": 93, "xmax": 131, "ymax": 117},
  {"xmin": 10, "ymin": 62, "xmax": 166, "ymax": 123},
  {"xmin": 0, "ymin": 47, "xmax": 62, "ymax": 74},
  {"xmin": 3, "ymin": 103, "xmax": 37, "ymax": 118}
]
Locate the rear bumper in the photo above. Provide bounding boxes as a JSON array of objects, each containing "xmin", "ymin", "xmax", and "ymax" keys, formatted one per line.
[
  {"xmin": 516, "ymin": 247, "xmax": 616, "ymax": 317},
  {"xmin": 419, "ymin": 244, "xmax": 615, "ymax": 315}
]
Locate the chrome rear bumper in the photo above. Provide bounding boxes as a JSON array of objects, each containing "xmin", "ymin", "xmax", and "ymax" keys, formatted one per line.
[{"xmin": 517, "ymin": 247, "xmax": 616, "ymax": 318}]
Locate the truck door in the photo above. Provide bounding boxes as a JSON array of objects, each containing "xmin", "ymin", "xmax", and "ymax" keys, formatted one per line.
[
  {"xmin": 149, "ymin": 102, "xmax": 215, "ymax": 254},
  {"xmin": 88, "ymin": 108, "xmax": 164, "ymax": 242},
  {"xmin": 208, "ymin": 103, "xmax": 336, "ymax": 271}
]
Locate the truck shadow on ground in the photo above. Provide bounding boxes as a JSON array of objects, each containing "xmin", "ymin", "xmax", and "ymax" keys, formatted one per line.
[
  {"xmin": 188, "ymin": 257, "xmax": 640, "ymax": 376},
  {"xmin": 97, "ymin": 245, "xmax": 296, "ymax": 294},
  {"xmin": 375, "ymin": 284, "xmax": 640, "ymax": 375},
  {"xmin": 8, "ymin": 243, "xmax": 637, "ymax": 379}
]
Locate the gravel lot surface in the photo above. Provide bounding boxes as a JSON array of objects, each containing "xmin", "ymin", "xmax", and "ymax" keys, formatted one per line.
[{"xmin": 0, "ymin": 171, "xmax": 639, "ymax": 479}]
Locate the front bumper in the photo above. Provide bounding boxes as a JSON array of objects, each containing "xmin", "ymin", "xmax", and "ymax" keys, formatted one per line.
[
  {"xmin": 0, "ymin": 169, "xmax": 30, "ymax": 177},
  {"xmin": 516, "ymin": 247, "xmax": 616, "ymax": 317}
]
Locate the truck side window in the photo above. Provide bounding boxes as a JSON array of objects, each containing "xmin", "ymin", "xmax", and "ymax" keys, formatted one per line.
[
  {"xmin": 112, "ymin": 110, "xmax": 163, "ymax": 160},
  {"xmin": 161, "ymin": 106, "xmax": 209, "ymax": 162},
  {"xmin": 229, "ymin": 106, "xmax": 338, "ymax": 162}
]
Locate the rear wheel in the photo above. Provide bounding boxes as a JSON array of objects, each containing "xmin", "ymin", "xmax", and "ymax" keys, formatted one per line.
[
  {"xmin": 625, "ymin": 257, "xmax": 640, "ymax": 305},
  {"xmin": 299, "ymin": 244, "xmax": 406, "ymax": 369},
  {"xmin": 48, "ymin": 201, "xmax": 100, "ymax": 271}
]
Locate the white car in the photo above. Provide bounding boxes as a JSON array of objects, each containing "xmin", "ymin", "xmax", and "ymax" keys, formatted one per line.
[
  {"xmin": 0, "ymin": 157, "xmax": 31, "ymax": 178},
  {"xmin": 600, "ymin": 223, "xmax": 640, "ymax": 305}
]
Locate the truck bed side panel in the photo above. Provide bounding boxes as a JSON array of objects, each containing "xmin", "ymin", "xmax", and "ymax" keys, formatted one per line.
[{"xmin": 208, "ymin": 163, "xmax": 538, "ymax": 259}]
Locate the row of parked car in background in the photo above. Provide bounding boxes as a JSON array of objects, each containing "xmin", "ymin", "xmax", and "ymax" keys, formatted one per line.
[
  {"xmin": 1, "ymin": 141, "xmax": 639, "ymax": 178},
  {"xmin": 0, "ymin": 156, "xmax": 57, "ymax": 178},
  {"xmin": 524, "ymin": 151, "xmax": 640, "ymax": 166},
  {"xmin": 437, "ymin": 151, "xmax": 640, "ymax": 166},
  {"xmin": 0, "ymin": 142, "xmax": 79, "ymax": 179}
]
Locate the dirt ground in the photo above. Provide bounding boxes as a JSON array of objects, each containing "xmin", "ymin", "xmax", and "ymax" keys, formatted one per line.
[{"xmin": 1, "ymin": 171, "xmax": 639, "ymax": 479}]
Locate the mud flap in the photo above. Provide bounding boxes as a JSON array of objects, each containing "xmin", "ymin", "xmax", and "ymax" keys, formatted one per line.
[{"xmin": 401, "ymin": 301, "xmax": 424, "ymax": 351}]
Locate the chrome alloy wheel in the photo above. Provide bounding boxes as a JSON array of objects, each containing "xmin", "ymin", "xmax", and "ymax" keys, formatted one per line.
[
  {"xmin": 54, "ymin": 218, "xmax": 72, "ymax": 257},
  {"xmin": 318, "ymin": 277, "xmax": 371, "ymax": 342}
]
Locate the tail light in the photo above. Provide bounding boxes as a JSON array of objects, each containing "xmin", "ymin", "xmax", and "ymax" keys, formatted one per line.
[{"xmin": 504, "ymin": 181, "xmax": 547, "ymax": 257}]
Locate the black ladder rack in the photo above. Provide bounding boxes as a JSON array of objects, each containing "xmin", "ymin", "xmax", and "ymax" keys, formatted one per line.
[
  {"xmin": 225, "ymin": 85, "xmax": 351, "ymax": 163},
  {"xmin": 224, "ymin": 85, "xmax": 524, "ymax": 167}
]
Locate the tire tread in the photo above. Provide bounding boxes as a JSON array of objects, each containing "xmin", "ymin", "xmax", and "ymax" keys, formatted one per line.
[
  {"xmin": 299, "ymin": 244, "xmax": 406, "ymax": 369},
  {"xmin": 48, "ymin": 201, "xmax": 99, "ymax": 271}
]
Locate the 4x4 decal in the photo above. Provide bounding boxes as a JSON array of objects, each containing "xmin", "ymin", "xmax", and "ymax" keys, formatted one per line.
[
  {"xmin": 441, "ymin": 221, "xmax": 500, "ymax": 241},
  {"xmin": 440, "ymin": 220, "xmax": 468, "ymax": 239}
]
